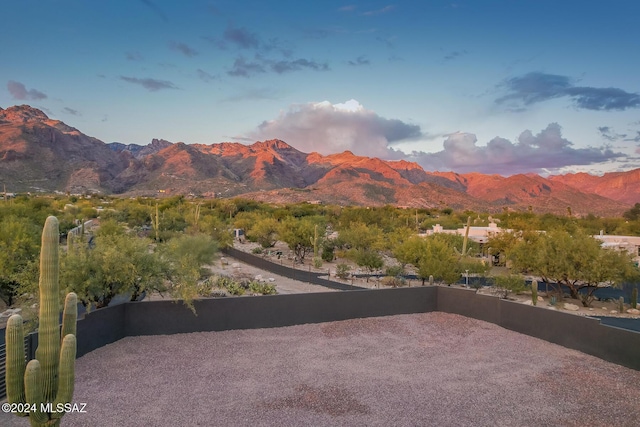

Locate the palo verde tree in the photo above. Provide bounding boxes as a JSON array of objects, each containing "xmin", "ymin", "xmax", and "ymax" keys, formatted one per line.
[
  {"xmin": 508, "ymin": 227, "xmax": 639, "ymax": 307},
  {"xmin": 278, "ymin": 216, "xmax": 325, "ymax": 264}
]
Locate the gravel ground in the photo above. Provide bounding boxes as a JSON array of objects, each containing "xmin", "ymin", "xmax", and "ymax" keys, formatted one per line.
[{"xmin": 3, "ymin": 312, "xmax": 640, "ymax": 427}]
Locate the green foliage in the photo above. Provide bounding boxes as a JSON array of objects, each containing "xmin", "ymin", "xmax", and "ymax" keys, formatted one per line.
[
  {"xmin": 623, "ymin": 203, "xmax": 640, "ymax": 221},
  {"xmin": 417, "ymin": 236, "xmax": 460, "ymax": 285},
  {"xmin": 278, "ymin": 216, "xmax": 325, "ymax": 263},
  {"xmin": 247, "ymin": 217, "xmax": 280, "ymax": 248},
  {"xmin": 63, "ymin": 230, "xmax": 217, "ymax": 310},
  {"xmin": 508, "ymin": 228, "xmax": 639, "ymax": 307},
  {"xmin": 632, "ymin": 287, "xmax": 638, "ymax": 310},
  {"xmin": 5, "ymin": 216, "xmax": 77, "ymax": 427},
  {"xmin": 321, "ymin": 239, "xmax": 335, "ymax": 262},
  {"xmin": 531, "ymin": 279, "xmax": 538, "ymax": 306},
  {"xmin": 355, "ymin": 249, "xmax": 384, "ymax": 280},
  {"xmin": 336, "ymin": 221, "xmax": 383, "ymax": 251},
  {"xmin": 385, "ymin": 265, "xmax": 404, "ymax": 277},
  {"xmin": 252, "ymin": 247, "xmax": 264, "ymax": 254},
  {"xmin": 492, "ymin": 274, "xmax": 526, "ymax": 299},
  {"xmin": 335, "ymin": 263, "xmax": 351, "ymax": 279},
  {"xmin": 248, "ymin": 281, "xmax": 277, "ymax": 295},
  {"xmin": 0, "ymin": 215, "xmax": 41, "ymax": 305}
]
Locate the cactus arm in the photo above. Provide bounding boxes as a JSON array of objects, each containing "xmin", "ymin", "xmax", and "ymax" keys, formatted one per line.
[
  {"xmin": 34, "ymin": 216, "xmax": 61, "ymax": 403},
  {"xmin": 61, "ymin": 292, "xmax": 78, "ymax": 339},
  {"xmin": 52, "ymin": 334, "xmax": 77, "ymax": 420},
  {"xmin": 5, "ymin": 314, "xmax": 27, "ymax": 413},
  {"xmin": 25, "ymin": 360, "xmax": 49, "ymax": 426}
]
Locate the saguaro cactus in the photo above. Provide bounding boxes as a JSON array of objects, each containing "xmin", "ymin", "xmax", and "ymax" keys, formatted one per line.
[
  {"xmin": 5, "ymin": 216, "xmax": 77, "ymax": 427},
  {"xmin": 531, "ymin": 280, "xmax": 538, "ymax": 306}
]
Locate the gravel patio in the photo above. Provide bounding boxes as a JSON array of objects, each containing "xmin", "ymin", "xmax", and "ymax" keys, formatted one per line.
[{"xmin": 2, "ymin": 312, "xmax": 640, "ymax": 426}]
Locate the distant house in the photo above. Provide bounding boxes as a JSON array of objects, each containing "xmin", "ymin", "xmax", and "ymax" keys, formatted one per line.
[
  {"xmin": 594, "ymin": 233, "xmax": 640, "ymax": 265},
  {"xmin": 421, "ymin": 222, "xmax": 507, "ymax": 244}
]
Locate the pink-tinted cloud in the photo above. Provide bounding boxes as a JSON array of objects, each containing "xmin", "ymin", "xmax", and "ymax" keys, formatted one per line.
[
  {"xmin": 250, "ymin": 99, "xmax": 421, "ymax": 158},
  {"xmin": 410, "ymin": 123, "xmax": 623, "ymax": 174}
]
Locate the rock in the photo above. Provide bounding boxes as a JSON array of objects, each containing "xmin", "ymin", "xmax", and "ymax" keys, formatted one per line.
[
  {"xmin": 563, "ymin": 303, "xmax": 580, "ymax": 311},
  {"xmin": 626, "ymin": 308, "xmax": 640, "ymax": 315},
  {"xmin": 523, "ymin": 300, "xmax": 533, "ymax": 305},
  {"xmin": 537, "ymin": 296, "xmax": 544, "ymax": 302},
  {"xmin": 231, "ymin": 263, "xmax": 240, "ymax": 269},
  {"xmin": 254, "ymin": 274, "xmax": 263, "ymax": 281},
  {"xmin": 602, "ymin": 307, "xmax": 607, "ymax": 310},
  {"xmin": 589, "ymin": 308, "xmax": 594, "ymax": 311},
  {"xmin": 268, "ymin": 278, "xmax": 275, "ymax": 282},
  {"xmin": 0, "ymin": 308, "xmax": 22, "ymax": 318},
  {"xmin": 610, "ymin": 310, "xmax": 618, "ymax": 314}
]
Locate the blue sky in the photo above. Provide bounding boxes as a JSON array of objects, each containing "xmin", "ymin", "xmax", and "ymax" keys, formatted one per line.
[{"xmin": 2, "ymin": 0, "xmax": 640, "ymax": 175}]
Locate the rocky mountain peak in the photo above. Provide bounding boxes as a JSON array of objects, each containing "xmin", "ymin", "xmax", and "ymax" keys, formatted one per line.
[{"xmin": 0, "ymin": 105, "xmax": 50, "ymax": 123}]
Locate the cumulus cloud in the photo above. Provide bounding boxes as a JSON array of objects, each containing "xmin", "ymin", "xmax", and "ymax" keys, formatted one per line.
[
  {"xmin": 120, "ymin": 76, "xmax": 178, "ymax": 91},
  {"xmin": 169, "ymin": 41, "xmax": 198, "ymax": 57},
  {"xmin": 7, "ymin": 81, "xmax": 47, "ymax": 100},
  {"xmin": 249, "ymin": 99, "xmax": 422, "ymax": 158},
  {"xmin": 409, "ymin": 123, "xmax": 623, "ymax": 175},
  {"xmin": 497, "ymin": 72, "xmax": 640, "ymax": 111}
]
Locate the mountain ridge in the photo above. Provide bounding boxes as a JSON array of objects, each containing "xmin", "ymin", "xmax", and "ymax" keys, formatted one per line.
[{"xmin": 0, "ymin": 105, "xmax": 637, "ymax": 216}]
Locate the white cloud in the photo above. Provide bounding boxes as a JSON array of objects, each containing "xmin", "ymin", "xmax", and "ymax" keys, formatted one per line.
[{"xmin": 249, "ymin": 99, "xmax": 421, "ymax": 157}]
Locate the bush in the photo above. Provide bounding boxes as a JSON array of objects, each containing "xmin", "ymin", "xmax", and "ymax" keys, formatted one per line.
[
  {"xmin": 248, "ymin": 281, "xmax": 277, "ymax": 295},
  {"xmin": 252, "ymin": 247, "xmax": 264, "ymax": 254},
  {"xmin": 385, "ymin": 265, "xmax": 404, "ymax": 277},
  {"xmin": 381, "ymin": 276, "xmax": 406, "ymax": 288},
  {"xmin": 492, "ymin": 274, "xmax": 526, "ymax": 299},
  {"xmin": 336, "ymin": 263, "xmax": 351, "ymax": 279},
  {"xmin": 225, "ymin": 281, "xmax": 245, "ymax": 296}
]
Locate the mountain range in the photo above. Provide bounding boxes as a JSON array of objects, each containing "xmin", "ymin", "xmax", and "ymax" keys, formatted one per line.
[{"xmin": 0, "ymin": 104, "xmax": 637, "ymax": 217}]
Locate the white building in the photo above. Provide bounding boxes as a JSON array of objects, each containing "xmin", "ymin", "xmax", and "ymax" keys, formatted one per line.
[
  {"xmin": 593, "ymin": 233, "xmax": 640, "ymax": 265},
  {"xmin": 422, "ymin": 222, "xmax": 506, "ymax": 244}
]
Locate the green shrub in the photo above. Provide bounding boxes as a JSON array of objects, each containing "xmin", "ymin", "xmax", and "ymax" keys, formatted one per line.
[
  {"xmin": 336, "ymin": 263, "xmax": 351, "ymax": 279},
  {"xmin": 492, "ymin": 274, "xmax": 526, "ymax": 299},
  {"xmin": 252, "ymin": 247, "xmax": 264, "ymax": 254},
  {"xmin": 248, "ymin": 280, "xmax": 277, "ymax": 295},
  {"xmin": 385, "ymin": 265, "xmax": 404, "ymax": 277},
  {"xmin": 225, "ymin": 281, "xmax": 245, "ymax": 295}
]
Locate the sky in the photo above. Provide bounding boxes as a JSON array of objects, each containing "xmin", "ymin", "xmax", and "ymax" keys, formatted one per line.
[{"xmin": 2, "ymin": 0, "xmax": 640, "ymax": 176}]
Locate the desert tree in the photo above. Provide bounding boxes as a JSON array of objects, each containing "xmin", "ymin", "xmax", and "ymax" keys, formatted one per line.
[{"xmin": 508, "ymin": 227, "xmax": 639, "ymax": 307}]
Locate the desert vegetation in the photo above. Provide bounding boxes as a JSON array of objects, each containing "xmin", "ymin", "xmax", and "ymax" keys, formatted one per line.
[{"xmin": 0, "ymin": 194, "xmax": 639, "ymax": 315}]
